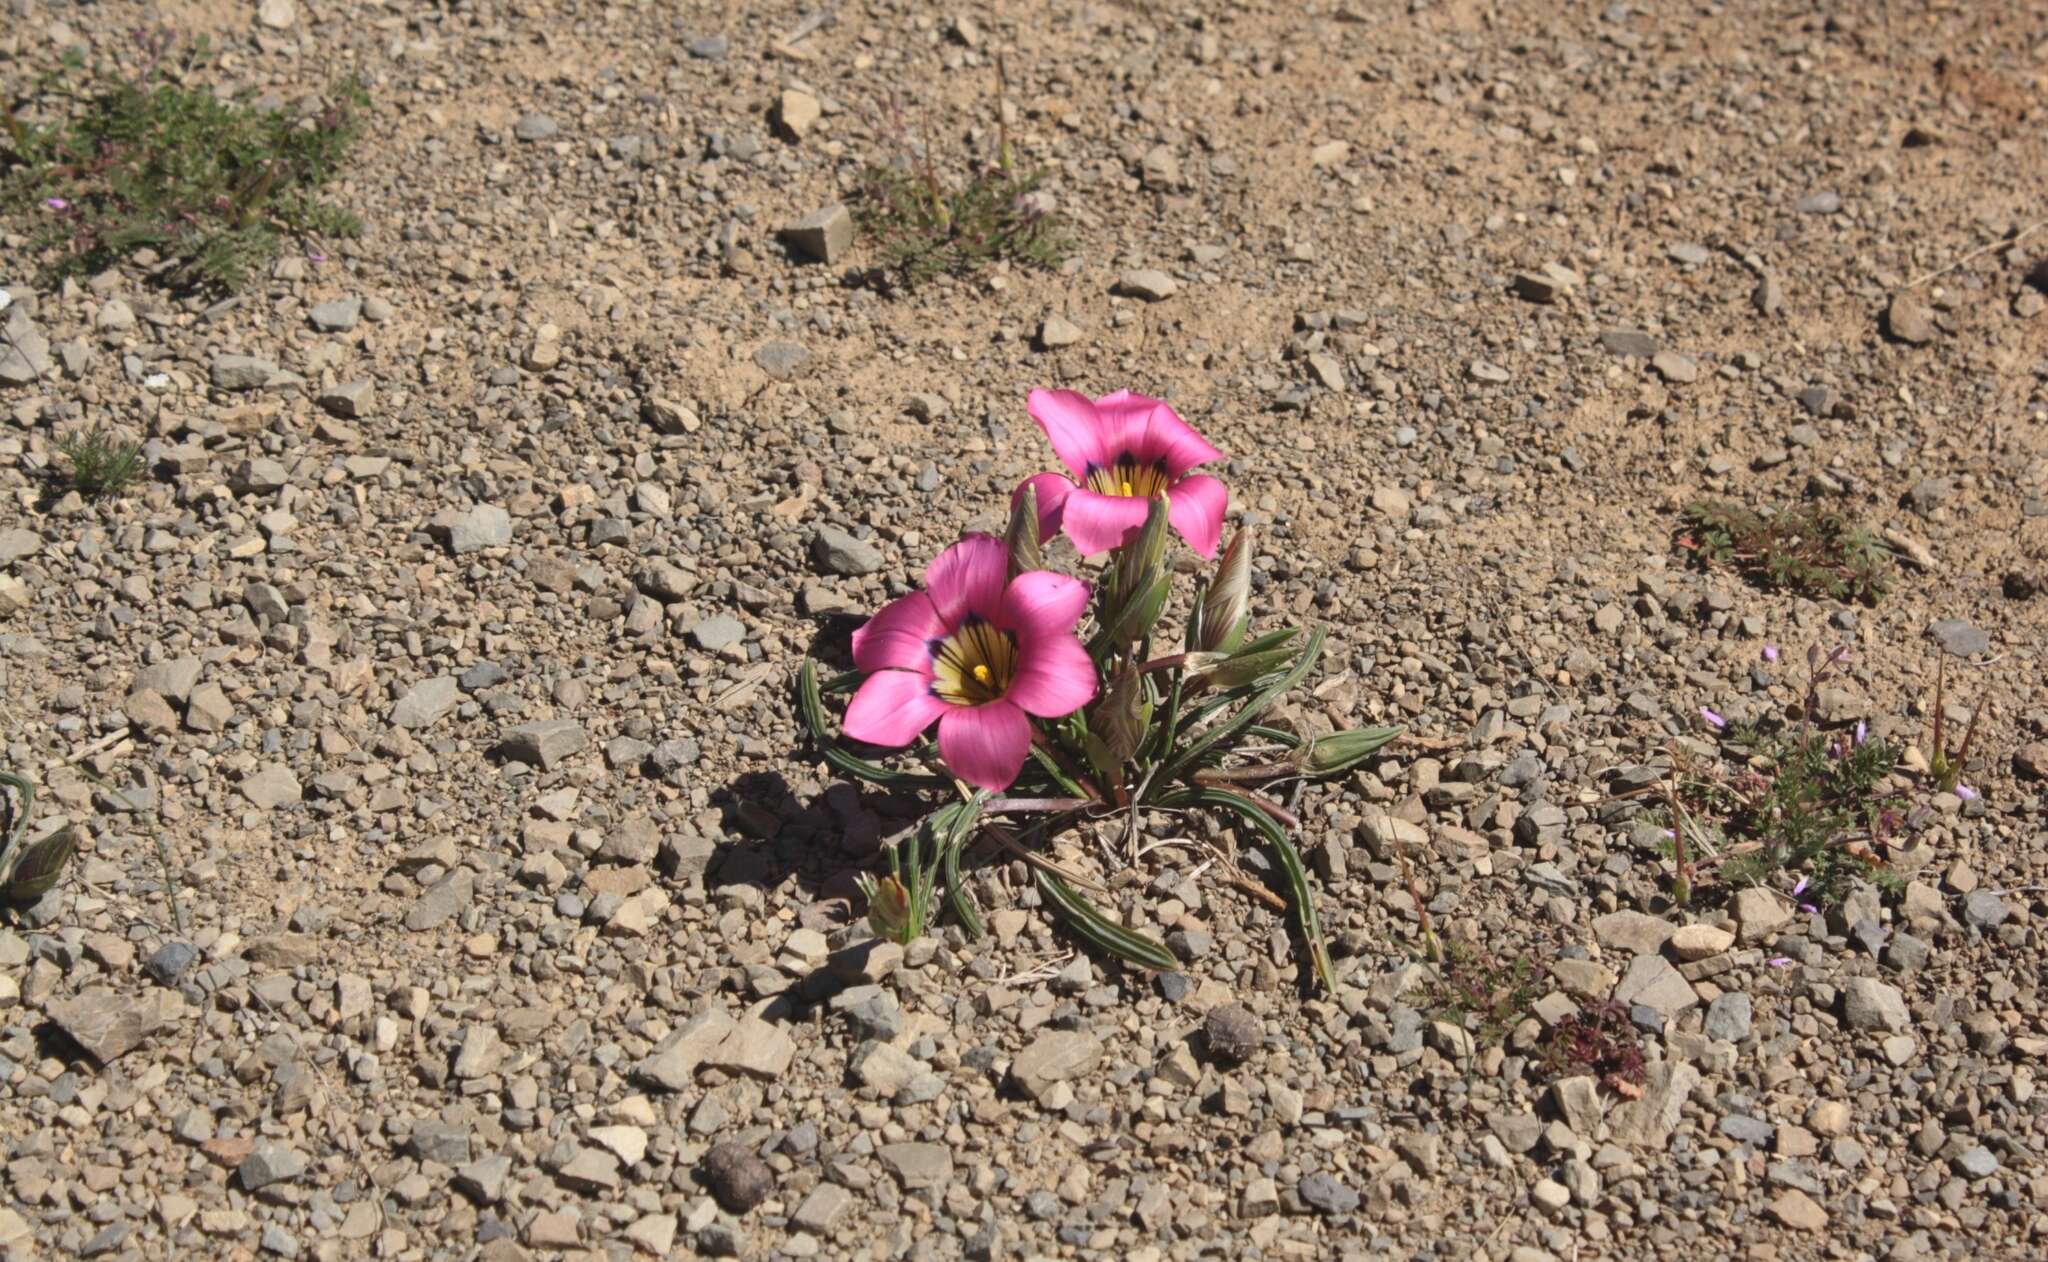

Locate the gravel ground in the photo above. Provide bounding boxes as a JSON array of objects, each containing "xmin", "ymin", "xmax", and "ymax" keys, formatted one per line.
[{"xmin": 3, "ymin": 2, "xmax": 2047, "ymax": 1260}]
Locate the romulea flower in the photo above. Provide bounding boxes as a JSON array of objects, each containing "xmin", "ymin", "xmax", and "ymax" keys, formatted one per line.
[
  {"xmin": 1014, "ymin": 388, "xmax": 1228, "ymax": 558},
  {"xmin": 842, "ymin": 533, "xmax": 1096, "ymax": 791}
]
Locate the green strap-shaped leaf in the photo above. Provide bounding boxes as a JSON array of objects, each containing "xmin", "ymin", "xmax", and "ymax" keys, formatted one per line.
[
  {"xmin": 1, "ymin": 824, "xmax": 73, "ymax": 903},
  {"xmin": 797, "ymin": 659, "xmax": 950, "ymax": 789},
  {"xmin": 1159, "ymin": 627, "xmax": 1325, "ymax": 786},
  {"xmin": 1159, "ymin": 786, "xmax": 1334, "ymax": 993},
  {"xmin": 1034, "ymin": 867, "xmax": 1178, "ymax": 972}
]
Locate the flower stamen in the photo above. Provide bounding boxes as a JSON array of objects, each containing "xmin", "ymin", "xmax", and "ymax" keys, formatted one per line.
[{"xmin": 929, "ymin": 615, "xmax": 1019, "ymax": 706}]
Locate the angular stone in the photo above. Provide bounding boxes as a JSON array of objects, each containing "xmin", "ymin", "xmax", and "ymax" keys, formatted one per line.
[
  {"xmin": 1614, "ymin": 953, "xmax": 1697, "ymax": 1017},
  {"xmin": 211, "ymin": 354, "xmax": 278, "ymax": 391},
  {"xmin": 391, "ymin": 676, "xmax": 460, "ymax": 730},
  {"xmin": 1117, "ymin": 268, "xmax": 1179, "ymax": 301},
  {"xmin": 1667, "ymin": 924, "xmax": 1733, "ymax": 961},
  {"xmin": 437, "ymin": 505, "xmax": 512, "ymax": 555},
  {"xmin": 455, "ymin": 1154, "xmax": 514, "ymax": 1204},
  {"xmin": 753, "ymin": 340, "xmax": 810, "ymax": 380},
  {"xmin": 308, "ymin": 298, "xmax": 361, "ymax": 332},
  {"xmin": 1768, "ymin": 1188, "xmax": 1827, "ymax": 1230},
  {"xmin": 706, "ymin": 1018, "xmax": 795, "ymax": 1079},
  {"xmin": 237, "ymin": 1142, "xmax": 307, "ymax": 1192},
  {"xmin": 877, "ymin": 1142, "xmax": 953, "ymax": 1191},
  {"xmin": 1039, "ymin": 315, "xmax": 1084, "ymax": 348},
  {"xmin": 791, "ymin": 1182, "xmax": 852, "ymax": 1232},
  {"xmin": 776, "ymin": 90, "xmax": 821, "ymax": 139},
  {"xmin": 405, "ymin": 869, "xmax": 474, "ymax": 932},
  {"xmin": 239, "ymin": 765, "xmax": 301, "ymax": 810},
  {"xmin": 47, "ymin": 988, "xmax": 158, "ymax": 1063},
  {"xmin": 1598, "ymin": 329, "xmax": 1660, "ymax": 358},
  {"xmin": 1609, "ymin": 1061, "xmax": 1699, "ymax": 1149},
  {"xmin": 1886, "ymin": 291, "xmax": 1935, "ymax": 344},
  {"xmin": 633, "ymin": 1007, "xmax": 736, "ymax": 1091},
  {"xmin": 1842, "ymin": 977, "xmax": 1909, "ymax": 1033},
  {"xmin": 1011, "ymin": 1030, "xmax": 1103, "ymax": 1102},
  {"xmin": 1731, "ymin": 888, "xmax": 1792, "ymax": 942},
  {"xmin": 1592, "ymin": 910, "xmax": 1674, "ymax": 955},
  {"xmin": 783, "ymin": 205, "xmax": 853, "ymax": 264},
  {"xmin": 812, "ymin": 525, "xmax": 882, "ymax": 575},
  {"xmin": 318, "ymin": 381, "xmax": 374, "ymax": 419},
  {"xmin": 500, "ymin": 720, "xmax": 586, "ymax": 769}
]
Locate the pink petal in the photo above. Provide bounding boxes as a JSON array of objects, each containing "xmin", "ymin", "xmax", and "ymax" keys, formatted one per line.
[
  {"xmin": 937, "ymin": 701, "xmax": 1032, "ymax": 791},
  {"xmin": 1006, "ymin": 634, "xmax": 1097, "ymax": 718},
  {"xmin": 842, "ymin": 670, "xmax": 948, "ymax": 747},
  {"xmin": 1121, "ymin": 397, "xmax": 1223, "ymax": 476},
  {"xmin": 1091, "ymin": 389, "xmax": 1167, "ymax": 446},
  {"xmin": 1015, "ymin": 472, "xmax": 1076, "ymax": 544},
  {"xmin": 1165, "ymin": 474, "xmax": 1228, "ymax": 558},
  {"xmin": 1057, "ymin": 488, "xmax": 1154, "ymax": 556},
  {"xmin": 1026, "ymin": 389, "xmax": 1112, "ymax": 479},
  {"xmin": 924, "ymin": 533, "xmax": 1008, "ymax": 625},
  {"xmin": 999, "ymin": 571, "xmax": 1091, "ymax": 638},
  {"xmin": 851, "ymin": 592, "xmax": 943, "ymax": 673}
]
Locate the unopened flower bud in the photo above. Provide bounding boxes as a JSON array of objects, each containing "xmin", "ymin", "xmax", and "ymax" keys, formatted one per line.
[{"xmin": 1199, "ymin": 528, "xmax": 1251, "ymax": 652}]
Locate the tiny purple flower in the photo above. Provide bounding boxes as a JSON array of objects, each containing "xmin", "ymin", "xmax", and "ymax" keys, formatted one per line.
[
  {"xmin": 1701, "ymin": 706, "xmax": 1726, "ymax": 730},
  {"xmin": 1766, "ymin": 956, "xmax": 1793, "ymax": 968},
  {"xmin": 1799, "ymin": 903, "xmax": 1819, "ymax": 916},
  {"xmin": 1956, "ymin": 784, "xmax": 1979, "ymax": 802},
  {"xmin": 307, "ymin": 250, "xmax": 327, "ymax": 263},
  {"xmin": 1791, "ymin": 876, "xmax": 1808, "ymax": 897},
  {"xmin": 1853, "ymin": 720, "xmax": 1867, "ymax": 747},
  {"xmin": 44, "ymin": 197, "xmax": 70, "ymax": 210},
  {"xmin": 1761, "ymin": 644, "xmax": 1780, "ymax": 662}
]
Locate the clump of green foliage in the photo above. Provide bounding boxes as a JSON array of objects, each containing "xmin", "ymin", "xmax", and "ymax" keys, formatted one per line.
[
  {"xmin": 1539, "ymin": 999, "xmax": 1646, "ymax": 1090},
  {"xmin": 55, "ymin": 424, "xmax": 146, "ymax": 498},
  {"xmin": 1, "ymin": 30, "xmax": 368, "ymax": 292},
  {"xmin": 1679, "ymin": 500, "xmax": 1890, "ymax": 604},
  {"xmin": 1424, "ymin": 938, "xmax": 1543, "ymax": 1046},
  {"xmin": 1647, "ymin": 646, "xmax": 1907, "ymax": 910},
  {"xmin": 853, "ymin": 77, "xmax": 1065, "ymax": 290}
]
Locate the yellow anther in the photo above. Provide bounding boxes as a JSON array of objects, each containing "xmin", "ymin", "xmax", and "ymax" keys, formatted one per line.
[
  {"xmin": 1120, "ymin": 480, "xmax": 1134, "ymax": 497},
  {"xmin": 972, "ymin": 664, "xmax": 992, "ymax": 685}
]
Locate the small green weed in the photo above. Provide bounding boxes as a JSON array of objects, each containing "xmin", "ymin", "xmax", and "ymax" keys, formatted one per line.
[
  {"xmin": 1, "ymin": 29, "xmax": 368, "ymax": 292},
  {"xmin": 1424, "ymin": 938, "xmax": 1543, "ymax": 1046},
  {"xmin": 1679, "ymin": 500, "xmax": 1890, "ymax": 604},
  {"xmin": 853, "ymin": 77, "xmax": 1066, "ymax": 289},
  {"xmin": 1, "ymin": 768, "xmax": 75, "ymax": 904},
  {"xmin": 55, "ymin": 425, "xmax": 146, "ymax": 498},
  {"xmin": 1646, "ymin": 645, "xmax": 1908, "ymax": 909}
]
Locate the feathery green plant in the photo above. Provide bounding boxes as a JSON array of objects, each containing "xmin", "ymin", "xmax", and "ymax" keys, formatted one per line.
[{"xmin": 1, "ymin": 29, "xmax": 368, "ymax": 292}]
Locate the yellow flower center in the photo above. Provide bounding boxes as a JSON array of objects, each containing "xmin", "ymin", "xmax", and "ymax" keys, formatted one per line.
[
  {"xmin": 930, "ymin": 616, "xmax": 1018, "ymax": 706},
  {"xmin": 1087, "ymin": 453, "xmax": 1173, "ymax": 500}
]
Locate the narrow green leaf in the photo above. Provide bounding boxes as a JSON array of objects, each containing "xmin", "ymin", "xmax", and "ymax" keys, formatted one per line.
[
  {"xmin": 1303, "ymin": 726, "xmax": 1404, "ymax": 776},
  {"xmin": 1035, "ymin": 868, "xmax": 1178, "ymax": 972},
  {"xmin": 1159, "ymin": 627, "xmax": 1325, "ymax": 785},
  {"xmin": 1, "ymin": 824, "xmax": 74, "ymax": 903},
  {"xmin": 1161, "ymin": 787, "xmax": 1333, "ymax": 993},
  {"xmin": 798, "ymin": 658, "xmax": 949, "ymax": 788}
]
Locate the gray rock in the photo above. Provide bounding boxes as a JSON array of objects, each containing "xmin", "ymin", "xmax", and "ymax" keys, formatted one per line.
[
  {"xmin": 318, "ymin": 381, "xmax": 374, "ymax": 419},
  {"xmin": 691, "ymin": 614, "xmax": 746, "ymax": 652},
  {"xmin": 1039, "ymin": 315, "xmax": 1085, "ymax": 348},
  {"xmin": 702, "ymin": 1140, "xmax": 774, "ymax": 1212},
  {"xmin": 1117, "ymin": 268, "xmax": 1180, "ymax": 301},
  {"xmin": 753, "ymin": 340, "xmax": 810, "ymax": 380},
  {"xmin": 1927, "ymin": 619, "xmax": 1989, "ymax": 657},
  {"xmin": 1609, "ymin": 1061, "xmax": 1700, "ymax": 1149},
  {"xmin": 0, "ymin": 309, "xmax": 53, "ymax": 384},
  {"xmin": 783, "ymin": 205, "xmax": 853, "ymax": 264},
  {"xmin": 1954, "ymin": 1146, "xmax": 1999, "ymax": 1179},
  {"xmin": 211, "ymin": 354, "xmax": 278, "ymax": 391},
  {"xmin": 877, "ymin": 1142, "xmax": 953, "ymax": 1191},
  {"xmin": 1752, "ymin": 272, "xmax": 1785, "ymax": 315},
  {"xmin": 441, "ymin": 504, "xmax": 512, "ymax": 555},
  {"xmin": 1704, "ymin": 992, "xmax": 1753, "ymax": 1042},
  {"xmin": 500, "ymin": 720, "xmax": 587, "ymax": 769},
  {"xmin": 1011, "ymin": 1030, "xmax": 1103, "ymax": 1101},
  {"xmin": 1795, "ymin": 190, "xmax": 1841, "ymax": 214},
  {"xmin": 308, "ymin": 298, "xmax": 361, "ymax": 332},
  {"xmin": 1297, "ymin": 1172, "xmax": 1360, "ymax": 1215},
  {"xmin": 144, "ymin": 942, "xmax": 196, "ymax": 985},
  {"xmin": 47, "ymin": 989, "xmax": 157, "ymax": 1063},
  {"xmin": 405, "ymin": 869, "xmax": 474, "ymax": 932},
  {"xmin": 1614, "ymin": 953, "xmax": 1697, "ymax": 1017},
  {"xmin": 688, "ymin": 35, "xmax": 729, "ymax": 60},
  {"xmin": 514, "ymin": 114, "xmax": 560, "ymax": 141},
  {"xmin": 0, "ymin": 528, "xmax": 44, "ymax": 564},
  {"xmin": 239, "ymin": 764, "xmax": 302, "ymax": 810},
  {"xmin": 1598, "ymin": 329, "xmax": 1661, "ymax": 358},
  {"xmin": 409, "ymin": 1120, "xmax": 472, "ymax": 1165},
  {"xmin": 812, "ymin": 525, "xmax": 882, "ymax": 575},
  {"xmin": 231, "ymin": 458, "xmax": 290, "ymax": 495},
  {"xmin": 391, "ymin": 676, "xmax": 460, "ymax": 729},
  {"xmin": 633, "ymin": 1008, "xmax": 737, "ymax": 1091},
  {"xmin": 1962, "ymin": 890, "xmax": 2010, "ymax": 929},
  {"xmin": 238, "ymin": 1141, "xmax": 308, "ymax": 1191},
  {"xmin": 455, "ymin": 1154, "xmax": 514, "ymax": 1203},
  {"xmin": 1842, "ymin": 977, "xmax": 1909, "ymax": 1032}
]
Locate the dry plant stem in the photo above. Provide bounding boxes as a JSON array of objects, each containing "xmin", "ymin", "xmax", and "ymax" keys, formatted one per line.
[
  {"xmin": 978, "ymin": 821, "xmax": 1108, "ymax": 894},
  {"xmin": 1396, "ymin": 843, "xmax": 1440, "ymax": 963},
  {"xmin": 1662, "ymin": 746, "xmax": 1693, "ymax": 906},
  {"xmin": 1905, "ymin": 217, "xmax": 2046, "ymax": 289}
]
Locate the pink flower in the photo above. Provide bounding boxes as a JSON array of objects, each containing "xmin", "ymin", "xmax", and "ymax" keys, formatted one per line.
[
  {"xmin": 1761, "ymin": 644, "xmax": 1779, "ymax": 662},
  {"xmin": 841, "ymin": 534, "xmax": 1097, "ymax": 791},
  {"xmin": 1014, "ymin": 388, "xmax": 1228, "ymax": 558},
  {"xmin": 1956, "ymin": 783, "xmax": 1979, "ymax": 802},
  {"xmin": 1701, "ymin": 706, "xmax": 1726, "ymax": 729},
  {"xmin": 43, "ymin": 197, "xmax": 70, "ymax": 211}
]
